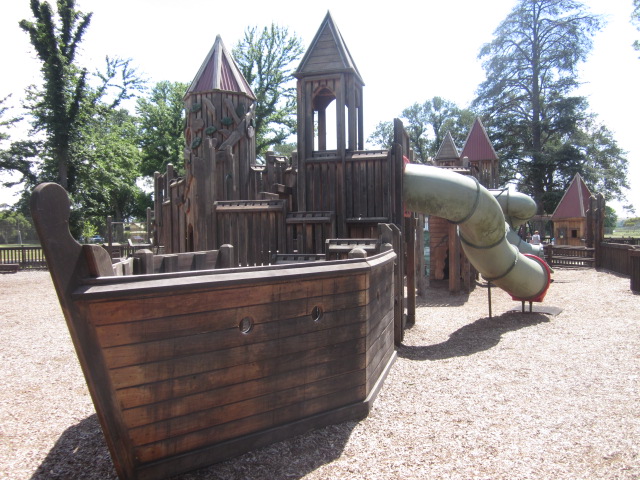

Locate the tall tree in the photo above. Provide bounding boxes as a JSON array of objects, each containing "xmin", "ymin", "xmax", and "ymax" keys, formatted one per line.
[
  {"xmin": 232, "ymin": 24, "xmax": 304, "ymax": 156},
  {"xmin": 473, "ymin": 0, "xmax": 628, "ymax": 213},
  {"xmin": 136, "ymin": 81, "xmax": 188, "ymax": 177},
  {"xmin": 18, "ymin": 0, "xmax": 143, "ymax": 193},
  {"xmin": 19, "ymin": 0, "xmax": 92, "ymax": 191}
]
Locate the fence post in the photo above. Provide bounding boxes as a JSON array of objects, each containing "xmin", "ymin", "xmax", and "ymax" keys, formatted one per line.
[{"xmin": 630, "ymin": 247, "xmax": 640, "ymax": 293}]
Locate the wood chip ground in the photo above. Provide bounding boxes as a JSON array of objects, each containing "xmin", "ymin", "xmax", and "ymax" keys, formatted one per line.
[{"xmin": 1, "ymin": 268, "xmax": 638, "ymax": 479}]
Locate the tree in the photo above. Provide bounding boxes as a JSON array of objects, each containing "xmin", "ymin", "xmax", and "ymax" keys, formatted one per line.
[
  {"xmin": 0, "ymin": 209, "xmax": 37, "ymax": 244},
  {"xmin": 0, "ymin": 96, "xmax": 38, "ymax": 190},
  {"xmin": 18, "ymin": 0, "xmax": 92, "ymax": 191},
  {"xmin": 368, "ymin": 97, "xmax": 475, "ymax": 162},
  {"xmin": 72, "ymin": 108, "xmax": 150, "ymax": 238},
  {"xmin": 368, "ymin": 121, "xmax": 394, "ymax": 150},
  {"xmin": 604, "ymin": 205, "xmax": 617, "ymax": 230},
  {"xmin": 136, "ymin": 81, "xmax": 188, "ymax": 177},
  {"xmin": 233, "ymin": 24, "xmax": 304, "ymax": 156},
  {"xmin": 473, "ymin": 0, "xmax": 629, "ymax": 213},
  {"xmin": 18, "ymin": 0, "xmax": 143, "ymax": 193}
]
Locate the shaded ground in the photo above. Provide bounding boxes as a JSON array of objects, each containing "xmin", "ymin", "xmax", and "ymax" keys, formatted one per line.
[{"xmin": 1, "ymin": 269, "xmax": 638, "ymax": 479}]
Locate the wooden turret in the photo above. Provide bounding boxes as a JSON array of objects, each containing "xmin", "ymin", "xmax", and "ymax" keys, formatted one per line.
[
  {"xmin": 182, "ymin": 35, "xmax": 257, "ymax": 250},
  {"xmin": 459, "ymin": 117, "xmax": 499, "ymax": 188},
  {"xmin": 294, "ymin": 11, "xmax": 365, "ymax": 158}
]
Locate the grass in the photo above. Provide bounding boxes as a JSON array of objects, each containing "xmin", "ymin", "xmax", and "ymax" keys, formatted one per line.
[{"xmin": 607, "ymin": 228, "xmax": 640, "ymax": 238}]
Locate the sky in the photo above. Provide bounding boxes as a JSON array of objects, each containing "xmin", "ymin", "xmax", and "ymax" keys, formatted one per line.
[{"xmin": 1, "ymin": 0, "xmax": 639, "ymax": 216}]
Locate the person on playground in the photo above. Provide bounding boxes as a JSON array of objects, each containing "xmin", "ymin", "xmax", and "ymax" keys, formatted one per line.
[{"xmin": 531, "ymin": 230, "xmax": 541, "ymax": 245}]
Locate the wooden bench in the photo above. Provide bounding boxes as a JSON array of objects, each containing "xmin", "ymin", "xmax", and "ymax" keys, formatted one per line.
[{"xmin": 0, "ymin": 263, "xmax": 19, "ymax": 273}]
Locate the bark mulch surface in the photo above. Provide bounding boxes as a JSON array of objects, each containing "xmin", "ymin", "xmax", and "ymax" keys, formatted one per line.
[{"xmin": 1, "ymin": 268, "xmax": 638, "ymax": 479}]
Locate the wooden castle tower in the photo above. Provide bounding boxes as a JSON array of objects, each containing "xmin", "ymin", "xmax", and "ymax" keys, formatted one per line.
[
  {"xmin": 153, "ymin": 12, "xmax": 419, "ymax": 330},
  {"xmin": 429, "ymin": 117, "xmax": 500, "ymax": 291},
  {"xmin": 154, "ymin": 35, "xmax": 257, "ymax": 252}
]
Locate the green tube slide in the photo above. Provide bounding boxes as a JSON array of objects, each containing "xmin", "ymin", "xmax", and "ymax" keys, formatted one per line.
[
  {"xmin": 488, "ymin": 188, "xmax": 544, "ymax": 257},
  {"xmin": 403, "ymin": 164, "xmax": 551, "ymax": 302}
]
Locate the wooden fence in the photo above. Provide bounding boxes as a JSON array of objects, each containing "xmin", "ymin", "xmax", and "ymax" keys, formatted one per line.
[
  {"xmin": 544, "ymin": 242, "xmax": 640, "ymax": 292},
  {"xmin": 597, "ymin": 242, "xmax": 638, "ymax": 276},
  {"xmin": 214, "ymin": 200, "xmax": 287, "ymax": 267},
  {"xmin": 544, "ymin": 245, "xmax": 595, "ymax": 268},
  {"xmin": 0, "ymin": 246, "xmax": 47, "ymax": 269}
]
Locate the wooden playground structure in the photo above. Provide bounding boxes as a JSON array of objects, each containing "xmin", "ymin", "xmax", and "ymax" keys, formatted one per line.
[
  {"xmin": 31, "ymin": 14, "xmax": 417, "ymax": 480},
  {"xmin": 29, "ymin": 11, "xmax": 636, "ymax": 480}
]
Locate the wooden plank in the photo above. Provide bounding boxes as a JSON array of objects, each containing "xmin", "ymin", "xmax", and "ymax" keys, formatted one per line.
[
  {"xmin": 108, "ymin": 315, "xmax": 367, "ymax": 390},
  {"xmin": 123, "ymin": 354, "xmax": 364, "ymax": 435},
  {"xmin": 82, "ymin": 269, "xmax": 369, "ymax": 324},
  {"xmin": 99, "ymin": 289, "xmax": 368, "ymax": 366},
  {"xmin": 365, "ymin": 315, "xmax": 395, "ymax": 393},
  {"xmin": 134, "ymin": 383, "xmax": 365, "ymax": 465},
  {"xmin": 135, "ymin": 387, "xmax": 369, "ymax": 480},
  {"xmin": 116, "ymin": 337, "xmax": 366, "ymax": 410}
]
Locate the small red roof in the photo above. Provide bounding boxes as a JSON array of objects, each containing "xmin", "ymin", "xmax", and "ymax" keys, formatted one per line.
[
  {"xmin": 551, "ymin": 173, "xmax": 592, "ymax": 219},
  {"xmin": 459, "ymin": 117, "xmax": 498, "ymax": 162},
  {"xmin": 186, "ymin": 35, "xmax": 255, "ymax": 99}
]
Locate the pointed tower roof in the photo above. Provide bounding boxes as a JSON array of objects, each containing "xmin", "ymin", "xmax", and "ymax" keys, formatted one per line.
[
  {"xmin": 434, "ymin": 131, "xmax": 460, "ymax": 163},
  {"xmin": 551, "ymin": 173, "xmax": 592, "ymax": 220},
  {"xmin": 294, "ymin": 11, "xmax": 364, "ymax": 84},
  {"xmin": 459, "ymin": 117, "xmax": 498, "ymax": 162},
  {"xmin": 186, "ymin": 35, "xmax": 255, "ymax": 99}
]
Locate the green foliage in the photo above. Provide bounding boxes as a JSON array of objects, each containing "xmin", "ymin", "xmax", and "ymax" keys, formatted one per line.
[
  {"xmin": 71, "ymin": 108, "xmax": 150, "ymax": 236},
  {"xmin": 0, "ymin": 96, "xmax": 39, "ymax": 189},
  {"xmin": 10, "ymin": 1, "xmax": 147, "ymax": 238},
  {"xmin": 270, "ymin": 142, "xmax": 297, "ymax": 158},
  {"xmin": 136, "ymin": 81, "xmax": 188, "ymax": 177},
  {"xmin": 367, "ymin": 97, "xmax": 475, "ymax": 162},
  {"xmin": 604, "ymin": 206, "xmax": 617, "ymax": 229},
  {"xmin": 0, "ymin": 209, "xmax": 36, "ymax": 244},
  {"xmin": 473, "ymin": 0, "xmax": 629, "ymax": 213},
  {"xmin": 368, "ymin": 121, "xmax": 394, "ymax": 150},
  {"xmin": 233, "ymin": 24, "xmax": 304, "ymax": 156},
  {"xmin": 19, "ymin": 0, "xmax": 93, "ymax": 191}
]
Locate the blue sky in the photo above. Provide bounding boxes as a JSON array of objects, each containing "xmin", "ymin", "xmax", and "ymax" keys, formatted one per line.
[{"xmin": 1, "ymin": 0, "xmax": 639, "ymax": 215}]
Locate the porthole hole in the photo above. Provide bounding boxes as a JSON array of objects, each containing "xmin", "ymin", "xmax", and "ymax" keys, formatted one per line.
[
  {"xmin": 311, "ymin": 306, "xmax": 323, "ymax": 322},
  {"xmin": 239, "ymin": 317, "xmax": 253, "ymax": 334}
]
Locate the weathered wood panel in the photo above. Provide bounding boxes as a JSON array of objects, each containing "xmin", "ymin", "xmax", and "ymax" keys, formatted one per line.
[
  {"xmin": 214, "ymin": 200, "xmax": 286, "ymax": 265},
  {"xmin": 74, "ymin": 253, "xmax": 394, "ymax": 476}
]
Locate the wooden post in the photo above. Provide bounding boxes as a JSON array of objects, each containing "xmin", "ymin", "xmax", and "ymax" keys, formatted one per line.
[
  {"xmin": 630, "ymin": 247, "xmax": 640, "ymax": 292},
  {"xmin": 594, "ymin": 194, "xmax": 605, "ymax": 268},
  {"xmin": 416, "ymin": 214, "xmax": 427, "ymax": 296},
  {"xmin": 448, "ymin": 222, "xmax": 461, "ymax": 293},
  {"xmin": 405, "ymin": 216, "xmax": 416, "ymax": 326},
  {"xmin": 379, "ymin": 223, "xmax": 404, "ymax": 344},
  {"xmin": 107, "ymin": 215, "xmax": 114, "ymax": 258}
]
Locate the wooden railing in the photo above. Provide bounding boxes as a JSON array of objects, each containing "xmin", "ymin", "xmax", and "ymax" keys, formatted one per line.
[
  {"xmin": 597, "ymin": 242, "xmax": 638, "ymax": 276},
  {"xmin": 544, "ymin": 245, "xmax": 595, "ymax": 268},
  {"xmin": 0, "ymin": 246, "xmax": 47, "ymax": 269},
  {"xmin": 543, "ymin": 242, "xmax": 640, "ymax": 292}
]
